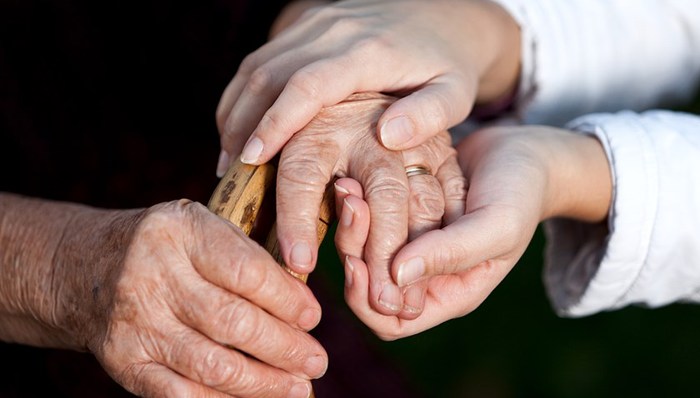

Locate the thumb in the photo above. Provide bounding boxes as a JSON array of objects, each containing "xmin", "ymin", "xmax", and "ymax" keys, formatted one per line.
[
  {"xmin": 391, "ymin": 208, "xmax": 527, "ymax": 287},
  {"xmin": 377, "ymin": 74, "xmax": 476, "ymax": 151}
]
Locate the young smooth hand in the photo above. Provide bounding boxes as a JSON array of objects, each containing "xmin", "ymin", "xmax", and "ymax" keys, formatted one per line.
[
  {"xmin": 215, "ymin": 0, "xmax": 520, "ymax": 176},
  {"xmin": 333, "ymin": 126, "xmax": 612, "ymax": 339}
]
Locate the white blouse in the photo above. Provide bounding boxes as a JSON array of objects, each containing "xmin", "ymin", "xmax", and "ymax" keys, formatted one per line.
[{"xmin": 489, "ymin": 0, "xmax": 700, "ymax": 316}]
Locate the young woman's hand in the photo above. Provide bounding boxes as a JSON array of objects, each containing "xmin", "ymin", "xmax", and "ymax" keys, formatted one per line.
[{"xmin": 215, "ymin": 0, "xmax": 520, "ymax": 177}]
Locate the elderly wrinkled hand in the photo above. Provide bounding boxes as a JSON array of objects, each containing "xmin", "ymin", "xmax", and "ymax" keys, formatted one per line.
[
  {"xmin": 273, "ymin": 92, "xmax": 466, "ymax": 320},
  {"xmin": 333, "ymin": 126, "xmax": 612, "ymax": 339},
  {"xmin": 0, "ymin": 195, "xmax": 326, "ymax": 398}
]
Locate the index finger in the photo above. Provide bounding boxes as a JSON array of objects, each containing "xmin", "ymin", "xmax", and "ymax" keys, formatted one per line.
[{"xmin": 189, "ymin": 204, "xmax": 322, "ymax": 331}]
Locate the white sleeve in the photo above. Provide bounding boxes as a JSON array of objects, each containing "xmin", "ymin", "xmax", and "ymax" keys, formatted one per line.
[
  {"xmin": 543, "ymin": 110, "xmax": 700, "ymax": 317},
  {"xmin": 490, "ymin": 0, "xmax": 700, "ymax": 126}
]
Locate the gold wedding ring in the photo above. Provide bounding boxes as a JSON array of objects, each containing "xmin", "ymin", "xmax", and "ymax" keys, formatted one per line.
[{"xmin": 405, "ymin": 165, "xmax": 431, "ymax": 178}]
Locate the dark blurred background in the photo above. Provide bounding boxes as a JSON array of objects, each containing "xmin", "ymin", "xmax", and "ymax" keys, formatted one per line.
[{"xmin": 1, "ymin": 1, "xmax": 699, "ymax": 397}]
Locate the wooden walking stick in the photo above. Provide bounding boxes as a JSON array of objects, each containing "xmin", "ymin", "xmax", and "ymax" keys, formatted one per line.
[{"xmin": 207, "ymin": 159, "xmax": 334, "ymax": 397}]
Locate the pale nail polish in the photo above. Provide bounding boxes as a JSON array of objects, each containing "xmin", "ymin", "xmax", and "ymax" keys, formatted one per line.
[
  {"xmin": 216, "ymin": 150, "xmax": 230, "ymax": 178},
  {"xmin": 397, "ymin": 257, "xmax": 425, "ymax": 286},
  {"xmin": 240, "ymin": 136, "xmax": 263, "ymax": 164},
  {"xmin": 380, "ymin": 116, "xmax": 414, "ymax": 149}
]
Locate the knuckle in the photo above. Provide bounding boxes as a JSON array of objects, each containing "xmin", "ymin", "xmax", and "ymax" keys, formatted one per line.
[
  {"xmin": 259, "ymin": 109, "xmax": 287, "ymax": 135},
  {"xmin": 431, "ymin": 231, "xmax": 469, "ymax": 274},
  {"xmin": 224, "ymin": 301, "xmax": 261, "ymax": 347},
  {"xmin": 278, "ymin": 155, "xmax": 330, "ymax": 190},
  {"xmin": 442, "ymin": 173, "xmax": 468, "ymax": 203},
  {"xmin": 409, "ymin": 186, "xmax": 445, "ymax": 222},
  {"xmin": 287, "ymin": 68, "xmax": 322, "ymax": 102},
  {"xmin": 198, "ymin": 350, "xmax": 248, "ymax": 390},
  {"xmin": 238, "ymin": 52, "xmax": 260, "ymax": 76},
  {"xmin": 326, "ymin": 13, "xmax": 375, "ymax": 37},
  {"xmin": 364, "ymin": 175, "xmax": 409, "ymax": 206},
  {"xmin": 226, "ymin": 249, "xmax": 262, "ymax": 294},
  {"xmin": 247, "ymin": 66, "xmax": 273, "ymax": 95},
  {"xmin": 349, "ymin": 33, "xmax": 391, "ymax": 57}
]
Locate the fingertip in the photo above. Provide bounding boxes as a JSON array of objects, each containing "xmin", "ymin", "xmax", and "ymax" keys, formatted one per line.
[
  {"xmin": 344, "ymin": 255, "xmax": 368, "ymax": 297},
  {"xmin": 344, "ymin": 255, "xmax": 355, "ymax": 288},
  {"xmin": 377, "ymin": 283, "xmax": 402, "ymax": 314},
  {"xmin": 335, "ymin": 177, "xmax": 364, "ymax": 197},
  {"xmin": 288, "ymin": 241, "xmax": 316, "ymax": 273},
  {"xmin": 216, "ymin": 150, "xmax": 230, "ymax": 178},
  {"xmin": 400, "ymin": 283, "xmax": 426, "ymax": 319},
  {"xmin": 297, "ymin": 307, "xmax": 322, "ymax": 331},
  {"xmin": 394, "ymin": 256, "xmax": 426, "ymax": 287},
  {"xmin": 240, "ymin": 136, "xmax": 265, "ymax": 165},
  {"xmin": 378, "ymin": 114, "xmax": 417, "ymax": 150}
]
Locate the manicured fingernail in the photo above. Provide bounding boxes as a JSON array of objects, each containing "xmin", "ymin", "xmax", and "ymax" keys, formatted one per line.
[
  {"xmin": 380, "ymin": 116, "xmax": 414, "ymax": 149},
  {"xmin": 290, "ymin": 242, "xmax": 313, "ymax": 270},
  {"xmin": 378, "ymin": 284, "xmax": 402, "ymax": 312},
  {"xmin": 303, "ymin": 355, "xmax": 327, "ymax": 379},
  {"xmin": 240, "ymin": 136, "xmax": 263, "ymax": 164},
  {"xmin": 298, "ymin": 308, "xmax": 321, "ymax": 331},
  {"xmin": 397, "ymin": 257, "xmax": 425, "ymax": 286},
  {"xmin": 289, "ymin": 382, "xmax": 311, "ymax": 398},
  {"xmin": 216, "ymin": 150, "xmax": 230, "ymax": 178},
  {"xmin": 341, "ymin": 197, "xmax": 354, "ymax": 227},
  {"xmin": 344, "ymin": 256, "xmax": 355, "ymax": 287},
  {"xmin": 334, "ymin": 182, "xmax": 350, "ymax": 195}
]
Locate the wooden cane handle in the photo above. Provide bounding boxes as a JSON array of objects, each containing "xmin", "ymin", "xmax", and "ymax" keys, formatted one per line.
[
  {"xmin": 207, "ymin": 160, "xmax": 334, "ymax": 398},
  {"xmin": 207, "ymin": 159, "xmax": 334, "ymax": 278}
]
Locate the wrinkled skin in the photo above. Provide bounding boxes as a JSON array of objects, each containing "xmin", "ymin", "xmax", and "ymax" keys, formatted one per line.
[
  {"xmin": 333, "ymin": 126, "xmax": 611, "ymax": 339},
  {"xmin": 89, "ymin": 201, "xmax": 329, "ymax": 398},
  {"xmin": 275, "ymin": 92, "xmax": 466, "ymax": 319},
  {"xmin": 0, "ymin": 195, "xmax": 328, "ymax": 398}
]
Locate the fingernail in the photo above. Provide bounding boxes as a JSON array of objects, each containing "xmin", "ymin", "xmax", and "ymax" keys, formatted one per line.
[
  {"xmin": 341, "ymin": 198, "xmax": 354, "ymax": 227},
  {"xmin": 380, "ymin": 116, "xmax": 414, "ymax": 149},
  {"xmin": 397, "ymin": 257, "xmax": 425, "ymax": 286},
  {"xmin": 303, "ymin": 355, "xmax": 327, "ymax": 379},
  {"xmin": 216, "ymin": 150, "xmax": 230, "ymax": 178},
  {"xmin": 402, "ymin": 285, "xmax": 425, "ymax": 314},
  {"xmin": 298, "ymin": 308, "xmax": 321, "ymax": 331},
  {"xmin": 289, "ymin": 382, "xmax": 311, "ymax": 398},
  {"xmin": 334, "ymin": 182, "xmax": 350, "ymax": 195},
  {"xmin": 240, "ymin": 136, "xmax": 263, "ymax": 164},
  {"xmin": 344, "ymin": 256, "xmax": 355, "ymax": 287},
  {"xmin": 290, "ymin": 242, "xmax": 313, "ymax": 270},
  {"xmin": 378, "ymin": 284, "xmax": 402, "ymax": 312}
]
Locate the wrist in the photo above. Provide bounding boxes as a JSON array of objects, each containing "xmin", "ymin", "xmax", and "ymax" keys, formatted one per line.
[
  {"xmin": 543, "ymin": 131, "xmax": 612, "ymax": 223},
  {"xmin": 0, "ymin": 193, "xmax": 145, "ymax": 350},
  {"xmin": 51, "ymin": 206, "xmax": 146, "ymax": 352}
]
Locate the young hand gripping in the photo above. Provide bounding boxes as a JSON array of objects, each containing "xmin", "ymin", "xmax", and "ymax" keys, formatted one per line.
[{"xmin": 333, "ymin": 126, "xmax": 612, "ymax": 338}]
